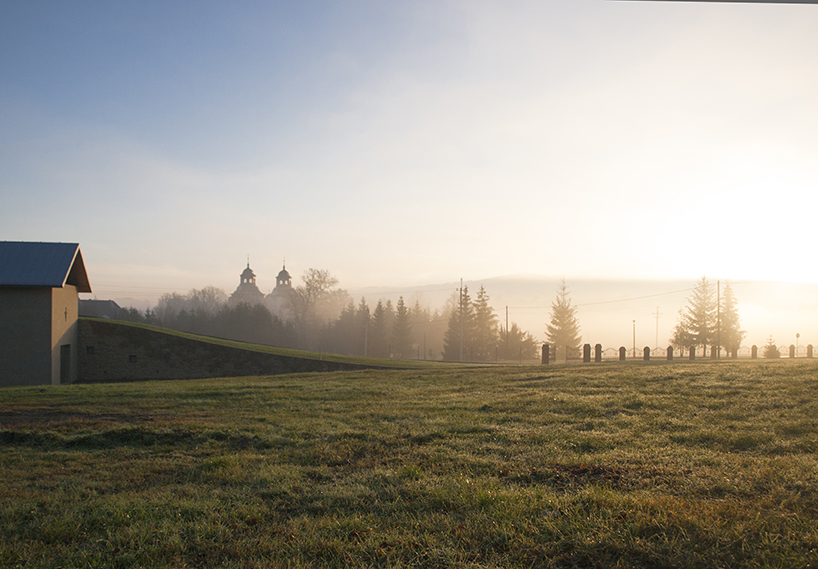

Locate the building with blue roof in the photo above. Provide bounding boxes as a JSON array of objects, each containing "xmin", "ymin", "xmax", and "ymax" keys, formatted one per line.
[{"xmin": 0, "ymin": 241, "xmax": 91, "ymax": 387}]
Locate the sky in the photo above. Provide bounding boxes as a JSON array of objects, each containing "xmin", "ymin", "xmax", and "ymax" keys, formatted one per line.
[{"xmin": 2, "ymin": 0, "xmax": 817, "ymax": 332}]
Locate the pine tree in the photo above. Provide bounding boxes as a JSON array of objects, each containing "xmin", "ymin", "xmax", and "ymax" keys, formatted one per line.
[
  {"xmin": 472, "ymin": 286, "xmax": 499, "ymax": 361},
  {"xmin": 671, "ymin": 276, "xmax": 716, "ymax": 352},
  {"xmin": 356, "ymin": 297, "xmax": 370, "ymax": 356},
  {"xmin": 763, "ymin": 335, "xmax": 781, "ymax": 359},
  {"xmin": 370, "ymin": 300, "xmax": 389, "ymax": 358},
  {"xmin": 499, "ymin": 322, "xmax": 538, "ymax": 362},
  {"xmin": 443, "ymin": 286, "xmax": 473, "ymax": 361},
  {"xmin": 545, "ymin": 280, "xmax": 581, "ymax": 359},
  {"xmin": 718, "ymin": 282, "xmax": 745, "ymax": 355},
  {"xmin": 409, "ymin": 300, "xmax": 432, "ymax": 359},
  {"xmin": 392, "ymin": 296, "xmax": 413, "ymax": 358}
]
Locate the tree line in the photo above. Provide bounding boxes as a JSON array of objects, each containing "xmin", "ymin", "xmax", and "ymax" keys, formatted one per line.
[
  {"xmin": 117, "ymin": 272, "xmax": 540, "ymax": 361},
  {"xmin": 115, "ymin": 271, "xmax": 769, "ymax": 361}
]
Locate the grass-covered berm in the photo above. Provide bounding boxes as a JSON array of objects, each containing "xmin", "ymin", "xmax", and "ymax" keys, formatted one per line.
[{"xmin": 1, "ymin": 361, "xmax": 817, "ymax": 568}]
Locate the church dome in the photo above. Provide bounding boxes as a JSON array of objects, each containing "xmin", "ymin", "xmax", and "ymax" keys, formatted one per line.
[{"xmin": 275, "ymin": 262, "xmax": 292, "ymax": 288}]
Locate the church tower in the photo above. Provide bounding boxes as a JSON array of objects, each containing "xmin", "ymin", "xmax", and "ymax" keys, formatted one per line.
[
  {"xmin": 228, "ymin": 260, "xmax": 265, "ymax": 307},
  {"xmin": 265, "ymin": 262, "xmax": 297, "ymax": 322}
]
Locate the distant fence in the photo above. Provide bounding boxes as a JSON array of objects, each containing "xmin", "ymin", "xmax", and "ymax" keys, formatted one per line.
[{"xmin": 541, "ymin": 342, "xmax": 815, "ymax": 364}]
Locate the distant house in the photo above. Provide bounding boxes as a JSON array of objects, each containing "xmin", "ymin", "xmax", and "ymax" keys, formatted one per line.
[
  {"xmin": 79, "ymin": 299, "xmax": 123, "ymax": 319},
  {"xmin": 0, "ymin": 241, "xmax": 91, "ymax": 387}
]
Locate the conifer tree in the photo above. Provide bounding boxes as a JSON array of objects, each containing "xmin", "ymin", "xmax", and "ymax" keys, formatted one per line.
[
  {"xmin": 499, "ymin": 322, "xmax": 538, "ymax": 362},
  {"xmin": 472, "ymin": 286, "xmax": 499, "ymax": 361},
  {"xmin": 370, "ymin": 300, "xmax": 389, "ymax": 358},
  {"xmin": 718, "ymin": 282, "xmax": 745, "ymax": 355},
  {"xmin": 443, "ymin": 286, "xmax": 473, "ymax": 361},
  {"xmin": 356, "ymin": 297, "xmax": 370, "ymax": 356},
  {"xmin": 671, "ymin": 276, "xmax": 716, "ymax": 352},
  {"xmin": 763, "ymin": 335, "xmax": 781, "ymax": 359},
  {"xmin": 392, "ymin": 296, "xmax": 413, "ymax": 358},
  {"xmin": 545, "ymin": 280, "xmax": 581, "ymax": 359}
]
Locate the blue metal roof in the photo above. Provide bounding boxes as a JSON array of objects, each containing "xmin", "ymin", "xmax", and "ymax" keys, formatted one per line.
[{"xmin": 0, "ymin": 241, "xmax": 92, "ymax": 292}]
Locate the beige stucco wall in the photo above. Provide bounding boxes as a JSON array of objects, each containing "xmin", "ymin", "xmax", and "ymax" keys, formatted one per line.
[
  {"xmin": 51, "ymin": 285, "xmax": 79, "ymax": 385},
  {"xmin": 0, "ymin": 287, "xmax": 52, "ymax": 387}
]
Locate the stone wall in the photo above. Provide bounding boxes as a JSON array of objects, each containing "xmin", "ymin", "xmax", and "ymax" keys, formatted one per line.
[{"xmin": 77, "ymin": 319, "xmax": 389, "ymax": 383}]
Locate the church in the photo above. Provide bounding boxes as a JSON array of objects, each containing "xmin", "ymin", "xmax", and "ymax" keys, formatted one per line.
[{"xmin": 228, "ymin": 261, "xmax": 297, "ymax": 322}]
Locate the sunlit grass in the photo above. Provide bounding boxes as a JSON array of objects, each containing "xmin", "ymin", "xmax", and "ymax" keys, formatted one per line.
[{"xmin": 2, "ymin": 361, "xmax": 817, "ymax": 567}]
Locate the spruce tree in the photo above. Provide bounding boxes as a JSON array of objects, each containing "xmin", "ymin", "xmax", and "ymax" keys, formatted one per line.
[
  {"xmin": 392, "ymin": 296, "xmax": 413, "ymax": 358},
  {"xmin": 545, "ymin": 280, "xmax": 581, "ymax": 359},
  {"xmin": 671, "ymin": 276, "xmax": 716, "ymax": 353},
  {"xmin": 763, "ymin": 335, "xmax": 781, "ymax": 359},
  {"xmin": 356, "ymin": 297, "xmax": 370, "ymax": 356},
  {"xmin": 443, "ymin": 286, "xmax": 473, "ymax": 361},
  {"xmin": 472, "ymin": 286, "xmax": 499, "ymax": 361},
  {"xmin": 499, "ymin": 322, "xmax": 538, "ymax": 362},
  {"xmin": 718, "ymin": 282, "xmax": 745, "ymax": 355},
  {"xmin": 370, "ymin": 300, "xmax": 389, "ymax": 358}
]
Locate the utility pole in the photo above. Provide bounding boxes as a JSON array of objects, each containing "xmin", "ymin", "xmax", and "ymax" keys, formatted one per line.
[{"xmin": 653, "ymin": 306, "xmax": 662, "ymax": 349}]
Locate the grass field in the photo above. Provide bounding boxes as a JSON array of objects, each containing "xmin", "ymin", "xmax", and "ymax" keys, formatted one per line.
[{"xmin": 1, "ymin": 361, "xmax": 817, "ymax": 568}]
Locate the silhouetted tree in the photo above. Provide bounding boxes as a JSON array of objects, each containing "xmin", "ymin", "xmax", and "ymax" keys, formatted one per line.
[
  {"xmin": 718, "ymin": 282, "xmax": 745, "ymax": 354},
  {"xmin": 356, "ymin": 297, "xmax": 371, "ymax": 356},
  {"xmin": 293, "ymin": 268, "xmax": 349, "ymax": 349},
  {"xmin": 370, "ymin": 300, "xmax": 390, "ymax": 358},
  {"xmin": 472, "ymin": 286, "xmax": 499, "ymax": 361},
  {"xmin": 392, "ymin": 296, "xmax": 413, "ymax": 358},
  {"xmin": 671, "ymin": 276, "xmax": 716, "ymax": 353},
  {"xmin": 443, "ymin": 286, "xmax": 473, "ymax": 361},
  {"xmin": 763, "ymin": 336, "xmax": 781, "ymax": 359},
  {"xmin": 499, "ymin": 322, "xmax": 538, "ymax": 362},
  {"xmin": 545, "ymin": 280, "xmax": 581, "ymax": 359}
]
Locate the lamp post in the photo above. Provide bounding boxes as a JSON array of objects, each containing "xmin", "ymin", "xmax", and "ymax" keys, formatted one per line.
[{"xmin": 632, "ymin": 320, "xmax": 636, "ymax": 360}]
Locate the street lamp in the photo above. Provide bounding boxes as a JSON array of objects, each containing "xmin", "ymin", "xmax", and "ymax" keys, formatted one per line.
[{"xmin": 632, "ymin": 320, "xmax": 636, "ymax": 360}]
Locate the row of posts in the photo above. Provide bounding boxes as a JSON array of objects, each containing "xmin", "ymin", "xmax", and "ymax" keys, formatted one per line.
[{"xmin": 541, "ymin": 343, "xmax": 815, "ymax": 364}]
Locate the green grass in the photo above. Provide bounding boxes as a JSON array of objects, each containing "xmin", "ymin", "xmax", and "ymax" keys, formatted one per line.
[{"xmin": 2, "ymin": 361, "xmax": 818, "ymax": 567}]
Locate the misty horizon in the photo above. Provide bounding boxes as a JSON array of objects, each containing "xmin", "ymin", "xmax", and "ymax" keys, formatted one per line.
[{"xmin": 84, "ymin": 266, "xmax": 818, "ymax": 353}]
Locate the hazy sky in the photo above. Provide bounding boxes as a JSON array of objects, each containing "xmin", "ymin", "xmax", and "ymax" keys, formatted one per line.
[{"xmin": 2, "ymin": 0, "xmax": 817, "ymax": 303}]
